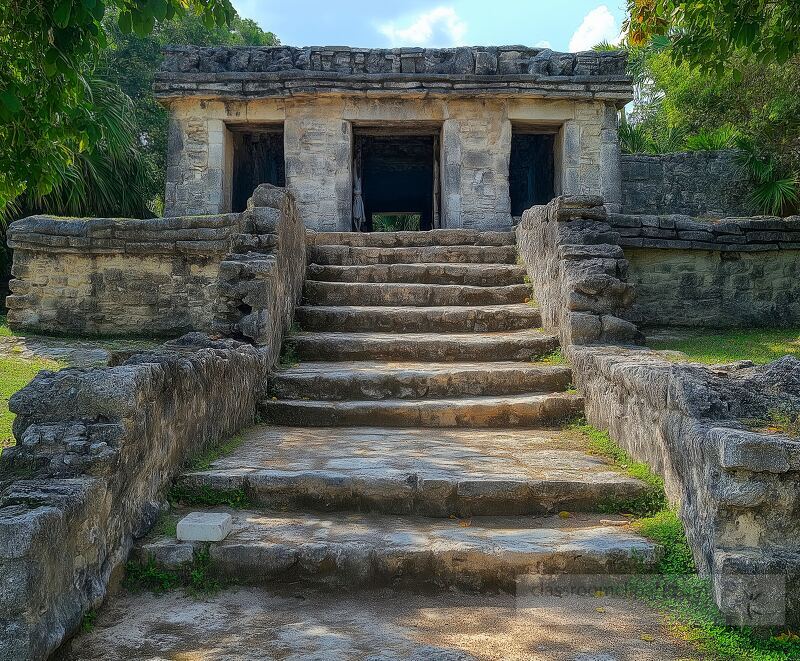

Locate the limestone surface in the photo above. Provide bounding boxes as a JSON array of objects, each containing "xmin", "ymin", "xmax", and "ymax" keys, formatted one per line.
[
  {"xmin": 269, "ymin": 361, "xmax": 572, "ymax": 399},
  {"xmin": 180, "ymin": 426, "xmax": 647, "ymax": 516},
  {"xmin": 139, "ymin": 509, "xmax": 659, "ymax": 590},
  {"xmin": 295, "ymin": 303, "xmax": 541, "ymax": 333},
  {"xmin": 176, "ymin": 511, "xmax": 233, "ymax": 542},
  {"xmin": 290, "ymin": 329, "xmax": 559, "ymax": 362},
  {"xmin": 306, "ymin": 262, "xmax": 528, "ymax": 286}
]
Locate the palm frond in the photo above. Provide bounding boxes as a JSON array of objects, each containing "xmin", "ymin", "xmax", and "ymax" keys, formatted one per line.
[{"xmin": 749, "ymin": 176, "xmax": 799, "ymax": 216}]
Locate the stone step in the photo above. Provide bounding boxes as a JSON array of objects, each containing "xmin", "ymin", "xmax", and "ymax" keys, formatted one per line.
[
  {"xmin": 308, "ymin": 229, "xmax": 516, "ymax": 248},
  {"xmin": 259, "ymin": 392, "xmax": 583, "ymax": 428},
  {"xmin": 295, "ymin": 304, "xmax": 541, "ymax": 333},
  {"xmin": 303, "ymin": 281, "xmax": 530, "ymax": 307},
  {"xmin": 269, "ymin": 361, "xmax": 572, "ymax": 400},
  {"xmin": 178, "ymin": 426, "xmax": 651, "ymax": 517},
  {"xmin": 138, "ymin": 509, "xmax": 659, "ymax": 592},
  {"xmin": 289, "ymin": 329, "xmax": 558, "ymax": 362},
  {"xmin": 308, "ymin": 244, "xmax": 517, "ymax": 266},
  {"xmin": 306, "ymin": 263, "xmax": 527, "ymax": 286}
]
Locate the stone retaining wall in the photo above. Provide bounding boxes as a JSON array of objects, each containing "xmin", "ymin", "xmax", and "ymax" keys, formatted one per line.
[
  {"xmin": 515, "ymin": 196, "xmax": 640, "ymax": 348},
  {"xmin": 6, "ymin": 214, "xmax": 239, "ymax": 335},
  {"xmin": 0, "ymin": 335, "xmax": 271, "ymax": 660},
  {"xmin": 621, "ymin": 150, "xmax": 751, "ymax": 217},
  {"xmin": 609, "ymin": 212, "xmax": 800, "ymax": 327},
  {"xmin": 517, "ymin": 195, "xmax": 800, "ymax": 626},
  {"xmin": 0, "ymin": 185, "xmax": 306, "ymax": 659},
  {"xmin": 5, "ymin": 185, "xmax": 305, "ymax": 347}
]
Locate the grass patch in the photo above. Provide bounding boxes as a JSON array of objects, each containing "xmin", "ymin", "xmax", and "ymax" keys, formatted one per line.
[
  {"xmin": 648, "ymin": 328, "xmax": 800, "ymax": 365},
  {"xmin": 124, "ymin": 555, "xmax": 180, "ymax": 594},
  {"xmin": 568, "ymin": 422, "xmax": 666, "ymax": 516},
  {"xmin": 152, "ymin": 511, "xmax": 180, "ymax": 539},
  {"xmin": 125, "ymin": 545, "xmax": 222, "ymax": 597},
  {"xmin": 0, "ymin": 314, "xmax": 11, "ymax": 338},
  {"xmin": 167, "ymin": 483, "xmax": 251, "ymax": 509},
  {"xmin": 80, "ymin": 609, "xmax": 97, "ymax": 634},
  {"xmin": 0, "ymin": 354, "xmax": 64, "ymax": 452},
  {"xmin": 537, "ymin": 348, "xmax": 566, "ymax": 365},
  {"xmin": 624, "ymin": 509, "xmax": 800, "ymax": 660},
  {"xmin": 278, "ymin": 340, "xmax": 300, "ymax": 369},
  {"xmin": 189, "ymin": 433, "xmax": 245, "ymax": 472},
  {"xmin": 570, "ymin": 422, "xmax": 800, "ymax": 659},
  {"xmin": 743, "ymin": 405, "xmax": 800, "ymax": 439}
]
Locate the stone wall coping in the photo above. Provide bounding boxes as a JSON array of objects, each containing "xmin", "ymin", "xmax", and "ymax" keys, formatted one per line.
[
  {"xmin": 609, "ymin": 212, "xmax": 800, "ymax": 251},
  {"xmin": 159, "ymin": 44, "xmax": 628, "ymax": 77},
  {"xmin": 6, "ymin": 213, "xmax": 242, "ymax": 255},
  {"xmin": 155, "ymin": 45, "xmax": 632, "ymax": 102}
]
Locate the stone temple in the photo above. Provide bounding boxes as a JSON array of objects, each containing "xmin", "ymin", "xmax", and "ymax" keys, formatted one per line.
[
  {"xmin": 156, "ymin": 45, "xmax": 629, "ymax": 229},
  {"xmin": 6, "ymin": 43, "xmax": 800, "ymax": 661}
]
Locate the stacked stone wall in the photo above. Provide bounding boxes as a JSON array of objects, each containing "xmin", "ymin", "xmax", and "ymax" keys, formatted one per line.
[
  {"xmin": 516, "ymin": 195, "xmax": 800, "ymax": 626},
  {"xmin": 6, "ymin": 214, "xmax": 239, "ymax": 335},
  {"xmin": 5, "ymin": 185, "xmax": 305, "ymax": 345},
  {"xmin": 0, "ymin": 335, "xmax": 270, "ymax": 660},
  {"xmin": 608, "ymin": 212, "xmax": 800, "ymax": 327},
  {"xmin": 0, "ymin": 186, "xmax": 305, "ymax": 660},
  {"xmin": 621, "ymin": 150, "xmax": 751, "ymax": 217}
]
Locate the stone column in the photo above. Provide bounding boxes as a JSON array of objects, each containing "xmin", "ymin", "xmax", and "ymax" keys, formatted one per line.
[
  {"xmin": 441, "ymin": 118, "xmax": 462, "ymax": 228},
  {"xmin": 440, "ymin": 104, "xmax": 512, "ymax": 230},
  {"xmin": 164, "ymin": 109, "xmax": 231, "ymax": 217},
  {"xmin": 559, "ymin": 120, "xmax": 582, "ymax": 196},
  {"xmin": 284, "ymin": 102, "xmax": 352, "ymax": 231},
  {"xmin": 599, "ymin": 102, "xmax": 622, "ymax": 213}
]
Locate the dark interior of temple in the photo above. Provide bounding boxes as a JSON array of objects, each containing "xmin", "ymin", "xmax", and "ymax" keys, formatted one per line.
[
  {"xmin": 232, "ymin": 129, "xmax": 285, "ymax": 213},
  {"xmin": 509, "ymin": 133, "xmax": 555, "ymax": 216},
  {"xmin": 356, "ymin": 134, "xmax": 436, "ymax": 231}
]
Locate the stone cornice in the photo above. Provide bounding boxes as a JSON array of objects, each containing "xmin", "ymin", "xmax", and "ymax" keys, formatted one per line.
[{"xmin": 154, "ymin": 45, "xmax": 633, "ymax": 104}]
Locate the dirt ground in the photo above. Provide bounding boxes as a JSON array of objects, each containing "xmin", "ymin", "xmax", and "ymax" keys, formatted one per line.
[{"xmin": 56, "ymin": 585, "xmax": 701, "ymax": 661}]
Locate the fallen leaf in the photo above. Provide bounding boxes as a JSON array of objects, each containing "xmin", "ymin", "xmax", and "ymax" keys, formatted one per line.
[
  {"xmin": 596, "ymin": 607, "xmax": 606, "ymax": 613},
  {"xmin": 558, "ymin": 511, "xmax": 571, "ymax": 519},
  {"xmin": 641, "ymin": 633, "xmax": 654, "ymax": 642},
  {"xmin": 459, "ymin": 519, "xmax": 472, "ymax": 528}
]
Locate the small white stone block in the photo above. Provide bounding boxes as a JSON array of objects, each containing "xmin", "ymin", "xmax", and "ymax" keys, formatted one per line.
[{"xmin": 176, "ymin": 512, "xmax": 233, "ymax": 542}]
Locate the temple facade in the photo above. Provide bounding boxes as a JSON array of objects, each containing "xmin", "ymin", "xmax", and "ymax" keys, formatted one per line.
[{"xmin": 155, "ymin": 45, "xmax": 632, "ymax": 231}]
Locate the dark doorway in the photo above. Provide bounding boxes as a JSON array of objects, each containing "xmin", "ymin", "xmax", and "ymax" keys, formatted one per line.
[
  {"xmin": 354, "ymin": 134, "xmax": 437, "ymax": 231},
  {"xmin": 509, "ymin": 133, "xmax": 555, "ymax": 216},
  {"xmin": 232, "ymin": 129, "xmax": 285, "ymax": 213}
]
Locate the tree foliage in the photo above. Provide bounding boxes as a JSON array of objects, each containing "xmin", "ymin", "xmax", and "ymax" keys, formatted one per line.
[
  {"xmin": 620, "ymin": 37, "xmax": 800, "ymax": 214},
  {"xmin": 626, "ymin": 0, "xmax": 800, "ymax": 74},
  {"xmin": 10, "ymin": 78, "xmax": 156, "ymax": 219},
  {"xmin": 98, "ymin": 10, "xmax": 278, "ymax": 209},
  {"xmin": 0, "ymin": 0, "xmax": 235, "ymax": 213}
]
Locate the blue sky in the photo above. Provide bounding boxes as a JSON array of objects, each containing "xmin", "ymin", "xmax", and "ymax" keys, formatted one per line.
[{"xmin": 231, "ymin": 1, "xmax": 628, "ymax": 52}]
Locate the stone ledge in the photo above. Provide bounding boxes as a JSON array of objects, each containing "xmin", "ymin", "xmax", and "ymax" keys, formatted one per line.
[
  {"xmin": 610, "ymin": 212, "xmax": 800, "ymax": 252},
  {"xmin": 159, "ymin": 45, "xmax": 628, "ymax": 78}
]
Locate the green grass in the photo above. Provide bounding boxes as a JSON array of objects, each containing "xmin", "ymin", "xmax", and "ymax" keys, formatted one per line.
[
  {"xmin": 0, "ymin": 315, "xmax": 12, "ymax": 338},
  {"xmin": 571, "ymin": 422, "xmax": 800, "ymax": 660},
  {"xmin": 538, "ymin": 348, "xmax": 566, "ymax": 365},
  {"xmin": 0, "ymin": 354, "xmax": 65, "ymax": 451},
  {"xmin": 152, "ymin": 512, "xmax": 179, "ymax": 539},
  {"xmin": 568, "ymin": 422, "xmax": 666, "ymax": 516},
  {"xmin": 167, "ymin": 483, "xmax": 251, "ymax": 509},
  {"xmin": 189, "ymin": 433, "xmax": 246, "ymax": 472},
  {"xmin": 648, "ymin": 328, "xmax": 800, "ymax": 365},
  {"xmin": 80, "ymin": 609, "xmax": 97, "ymax": 634},
  {"xmin": 124, "ymin": 545, "xmax": 221, "ymax": 596}
]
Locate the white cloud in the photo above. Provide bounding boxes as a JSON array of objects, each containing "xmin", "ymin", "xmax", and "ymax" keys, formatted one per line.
[
  {"xmin": 535, "ymin": 40, "xmax": 552, "ymax": 49},
  {"xmin": 379, "ymin": 7, "xmax": 467, "ymax": 47},
  {"xmin": 568, "ymin": 5, "xmax": 620, "ymax": 52}
]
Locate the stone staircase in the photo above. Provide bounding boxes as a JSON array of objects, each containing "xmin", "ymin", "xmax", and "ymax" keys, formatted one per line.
[{"xmin": 142, "ymin": 229, "xmax": 659, "ymax": 592}]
